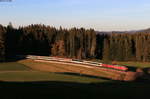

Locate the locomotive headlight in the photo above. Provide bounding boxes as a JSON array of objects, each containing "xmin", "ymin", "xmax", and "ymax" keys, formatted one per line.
[{"xmin": 99, "ymin": 63, "xmax": 102, "ymax": 66}]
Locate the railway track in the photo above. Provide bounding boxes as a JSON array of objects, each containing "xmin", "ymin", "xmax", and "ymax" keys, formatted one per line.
[
  {"xmin": 33, "ymin": 59, "xmax": 127, "ymax": 81},
  {"xmin": 18, "ymin": 55, "xmax": 143, "ymax": 81},
  {"xmin": 34, "ymin": 59, "xmax": 126, "ymax": 74},
  {"xmin": 23, "ymin": 55, "xmax": 128, "ymax": 73}
]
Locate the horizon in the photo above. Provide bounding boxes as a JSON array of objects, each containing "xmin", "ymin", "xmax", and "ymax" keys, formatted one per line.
[
  {"xmin": 0, "ymin": 0, "xmax": 150, "ymax": 31},
  {"xmin": 2, "ymin": 23, "xmax": 150, "ymax": 32}
]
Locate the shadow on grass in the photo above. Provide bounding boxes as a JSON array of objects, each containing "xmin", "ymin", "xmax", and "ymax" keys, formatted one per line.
[
  {"xmin": 126, "ymin": 66, "xmax": 137, "ymax": 72},
  {"xmin": 0, "ymin": 80, "xmax": 149, "ymax": 99},
  {"xmin": 5, "ymin": 55, "xmax": 26, "ymax": 62}
]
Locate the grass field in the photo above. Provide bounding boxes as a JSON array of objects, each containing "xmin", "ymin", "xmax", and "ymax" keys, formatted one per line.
[
  {"xmin": 0, "ymin": 71, "xmax": 109, "ymax": 83},
  {"xmin": 18, "ymin": 59, "xmax": 125, "ymax": 80},
  {"xmin": 0, "ymin": 60, "xmax": 149, "ymax": 99},
  {"xmin": 116, "ymin": 61, "xmax": 150, "ymax": 68},
  {"xmin": 0, "ymin": 62, "xmax": 109, "ymax": 83},
  {"xmin": 0, "ymin": 62, "xmax": 31, "ymax": 71}
]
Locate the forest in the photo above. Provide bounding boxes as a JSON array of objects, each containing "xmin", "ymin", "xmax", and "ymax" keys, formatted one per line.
[{"xmin": 0, "ymin": 23, "xmax": 150, "ymax": 62}]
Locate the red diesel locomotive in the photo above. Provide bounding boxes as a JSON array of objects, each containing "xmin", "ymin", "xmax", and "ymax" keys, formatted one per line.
[{"xmin": 101, "ymin": 64, "xmax": 128, "ymax": 71}]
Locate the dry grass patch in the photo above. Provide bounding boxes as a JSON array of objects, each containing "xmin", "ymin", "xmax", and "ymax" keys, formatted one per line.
[{"xmin": 18, "ymin": 59, "xmax": 71, "ymax": 73}]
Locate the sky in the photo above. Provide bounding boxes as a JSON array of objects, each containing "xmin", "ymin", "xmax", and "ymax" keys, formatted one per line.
[{"xmin": 0, "ymin": 0, "xmax": 150, "ymax": 31}]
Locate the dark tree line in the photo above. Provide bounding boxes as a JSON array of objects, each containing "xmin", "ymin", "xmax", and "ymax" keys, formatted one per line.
[
  {"xmin": 0, "ymin": 24, "xmax": 150, "ymax": 62},
  {"xmin": 0, "ymin": 24, "xmax": 97, "ymax": 61},
  {"xmin": 0, "ymin": 25, "xmax": 6, "ymax": 61},
  {"xmin": 102, "ymin": 32, "xmax": 150, "ymax": 62}
]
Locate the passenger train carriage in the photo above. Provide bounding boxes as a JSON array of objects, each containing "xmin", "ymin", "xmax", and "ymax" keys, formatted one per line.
[{"xmin": 25, "ymin": 55, "xmax": 128, "ymax": 71}]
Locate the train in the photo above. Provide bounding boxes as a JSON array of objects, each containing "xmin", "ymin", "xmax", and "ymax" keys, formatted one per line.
[{"xmin": 25, "ymin": 55, "xmax": 128, "ymax": 71}]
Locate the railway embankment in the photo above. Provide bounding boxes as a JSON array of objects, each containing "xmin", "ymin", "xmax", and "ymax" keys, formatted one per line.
[{"xmin": 18, "ymin": 59, "xmax": 148, "ymax": 82}]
